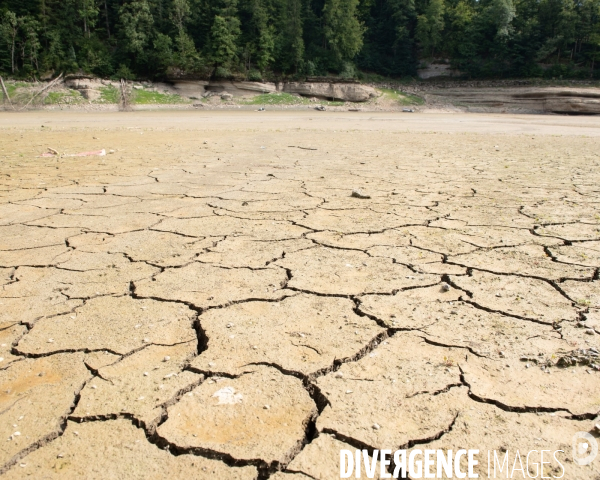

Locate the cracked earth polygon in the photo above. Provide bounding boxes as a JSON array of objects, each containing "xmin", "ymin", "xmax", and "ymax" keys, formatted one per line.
[{"xmin": 0, "ymin": 112, "xmax": 599, "ymax": 479}]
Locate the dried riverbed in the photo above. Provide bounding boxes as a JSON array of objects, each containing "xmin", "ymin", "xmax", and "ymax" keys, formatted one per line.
[{"xmin": 0, "ymin": 111, "xmax": 599, "ymax": 478}]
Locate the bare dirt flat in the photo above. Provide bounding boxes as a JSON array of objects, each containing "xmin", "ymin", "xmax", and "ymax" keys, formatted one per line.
[{"xmin": 1, "ymin": 111, "xmax": 599, "ymax": 479}]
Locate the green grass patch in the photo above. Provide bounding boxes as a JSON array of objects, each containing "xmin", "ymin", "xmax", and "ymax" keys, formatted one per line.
[
  {"xmin": 44, "ymin": 90, "xmax": 84, "ymax": 105},
  {"xmin": 132, "ymin": 89, "xmax": 189, "ymax": 104},
  {"xmin": 378, "ymin": 87, "xmax": 424, "ymax": 105},
  {"xmin": 241, "ymin": 92, "xmax": 344, "ymax": 106},
  {"xmin": 98, "ymin": 85, "xmax": 119, "ymax": 103},
  {"xmin": 5, "ymin": 84, "xmax": 18, "ymax": 97},
  {"xmin": 2, "ymin": 82, "xmax": 29, "ymax": 102},
  {"xmin": 242, "ymin": 92, "xmax": 310, "ymax": 105}
]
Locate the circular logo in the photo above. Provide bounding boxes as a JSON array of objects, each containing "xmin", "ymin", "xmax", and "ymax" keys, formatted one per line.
[{"xmin": 572, "ymin": 432, "xmax": 598, "ymax": 466}]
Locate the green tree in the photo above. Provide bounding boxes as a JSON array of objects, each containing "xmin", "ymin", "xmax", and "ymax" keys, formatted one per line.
[
  {"xmin": 415, "ymin": 0, "xmax": 445, "ymax": 57},
  {"xmin": 119, "ymin": 0, "xmax": 155, "ymax": 54},
  {"xmin": 152, "ymin": 32, "xmax": 174, "ymax": 71},
  {"xmin": 19, "ymin": 16, "xmax": 41, "ymax": 71},
  {"xmin": 323, "ymin": 0, "xmax": 365, "ymax": 60},
  {"xmin": 42, "ymin": 30, "xmax": 65, "ymax": 71},
  {"xmin": 489, "ymin": 0, "xmax": 516, "ymax": 38},
  {"xmin": 0, "ymin": 11, "xmax": 19, "ymax": 73},
  {"xmin": 79, "ymin": 0, "xmax": 99, "ymax": 38},
  {"xmin": 168, "ymin": 0, "xmax": 199, "ymax": 70},
  {"xmin": 210, "ymin": 0, "xmax": 241, "ymax": 67},
  {"xmin": 280, "ymin": 0, "xmax": 304, "ymax": 72},
  {"xmin": 171, "ymin": 0, "xmax": 191, "ymax": 34},
  {"xmin": 250, "ymin": 0, "xmax": 274, "ymax": 71},
  {"xmin": 211, "ymin": 14, "xmax": 238, "ymax": 66}
]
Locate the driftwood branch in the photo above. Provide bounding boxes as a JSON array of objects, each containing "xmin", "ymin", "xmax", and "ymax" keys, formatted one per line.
[
  {"xmin": 0, "ymin": 76, "xmax": 14, "ymax": 110},
  {"xmin": 288, "ymin": 145, "xmax": 317, "ymax": 151},
  {"xmin": 20, "ymin": 73, "xmax": 63, "ymax": 110}
]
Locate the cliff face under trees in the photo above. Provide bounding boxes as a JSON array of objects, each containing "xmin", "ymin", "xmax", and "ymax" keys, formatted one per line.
[{"xmin": 1, "ymin": 0, "xmax": 600, "ymax": 81}]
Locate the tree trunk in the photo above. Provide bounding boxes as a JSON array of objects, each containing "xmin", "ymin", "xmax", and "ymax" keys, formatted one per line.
[
  {"xmin": 104, "ymin": 0, "xmax": 111, "ymax": 38},
  {"xmin": 10, "ymin": 31, "xmax": 16, "ymax": 73},
  {"xmin": 0, "ymin": 76, "xmax": 14, "ymax": 110}
]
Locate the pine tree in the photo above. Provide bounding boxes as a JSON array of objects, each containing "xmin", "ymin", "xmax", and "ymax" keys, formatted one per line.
[
  {"xmin": 210, "ymin": 0, "xmax": 241, "ymax": 67},
  {"xmin": 323, "ymin": 0, "xmax": 364, "ymax": 61},
  {"xmin": 169, "ymin": 0, "xmax": 200, "ymax": 70},
  {"xmin": 211, "ymin": 15, "xmax": 238, "ymax": 66},
  {"xmin": 119, "ymin": 0, "xmax": 154, "ymax": 54},
  {"xmin": 250, "ymin": 0, "xmax": 274, "ymax": 72}
]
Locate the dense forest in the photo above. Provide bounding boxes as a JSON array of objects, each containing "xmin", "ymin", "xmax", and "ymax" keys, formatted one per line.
[{"xmin": 1, "ymin": 0, "xmax": 600, "ymax": 80}]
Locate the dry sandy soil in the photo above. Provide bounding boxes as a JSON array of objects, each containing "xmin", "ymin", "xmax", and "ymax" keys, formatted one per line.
[{"xmin": 0, "ymin": 111, "xmax": 599, "ymax": 479}]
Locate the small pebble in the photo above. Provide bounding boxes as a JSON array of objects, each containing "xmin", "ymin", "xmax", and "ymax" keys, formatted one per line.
[
  {"xmin": 226, "ymin": 323, "xmax": 234, "ymax": 328},
  {"xmin": 441, "ymin": 283, "xmax": 450, "ymax": 292},
  {"xmin": 57, "ymin": 453, "xmax": 64, "ymax": 458},
  {"xmin": 264, "ymin": 405, "xmax": 270, "ymax": 410},
  {"xmin": 335, "ymin": 372, "xmax": 343, "ymax": 378},
  {"xmin": 346, "ymin": 390, "xmax": 353, "ymax": 394},
  {"xmin": 585, "ymin": 329, "xmax": 595, "ymax": 335},
  {"xmin": 143, "ymin": 372, "xmax": 149, "ymax": 376},
  {"xmin": 163, "ymin": 356, "xmax": 170, "ymax": 362},
  {"xmin": 47, "ymin": 338, "xmax": 54, "ymax": 343},
  {"xmin": 372, "ymin": 423, "xmax": 380, "ymax": 430}
]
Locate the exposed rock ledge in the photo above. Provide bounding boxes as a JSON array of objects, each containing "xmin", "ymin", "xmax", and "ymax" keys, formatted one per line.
[
  {"xmin": 171, "ymin": 80, "xmax": 377, "ymax": 102},
  {"xmin": 426, "ymin": 87, "xmax": 600, "ymax": 114},
  {"xmin": 282, "ymin": 82, "xmax": 377, "ymax": 102}
]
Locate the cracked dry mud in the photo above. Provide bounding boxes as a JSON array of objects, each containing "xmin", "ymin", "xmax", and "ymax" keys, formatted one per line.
[{"xmin": 1, "ymin": 111, "xmax": 599, "ymax": 479}]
